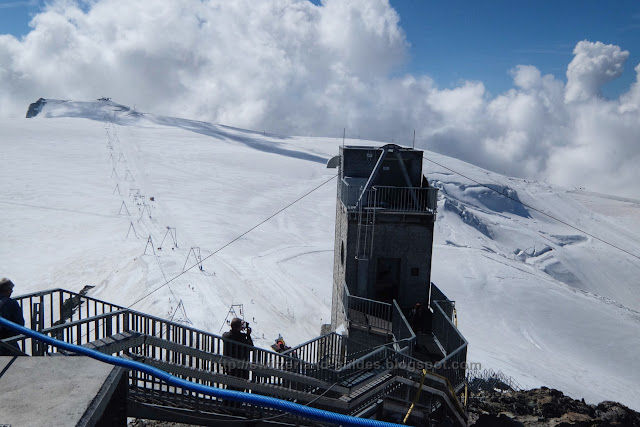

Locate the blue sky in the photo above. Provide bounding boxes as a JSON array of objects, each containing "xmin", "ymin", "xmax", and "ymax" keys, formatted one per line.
[
  {"xmin": 387, "ymin": 0, "xmax": 640, "ymax": 97},
  {"xmin": 2, "ymin": 0, "xmax": 639, "ymax": 97}
]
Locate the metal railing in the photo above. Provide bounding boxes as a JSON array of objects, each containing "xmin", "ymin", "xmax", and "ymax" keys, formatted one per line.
[
  {"xmin": 391, "ymin": 300, "xmax": 415, "ymax": 356},
  {"xmin": 342, "ymin": 282, "xmax": 467, "ymax": 392},
  {"xmin": 15, "ymin": 288, "xmax": 124, "ymax": 329},
  {"xmin": 466, "ymin": 367, "xmax": 522, "ymax": 393},
  {"xmin": 429, "ymin": 284, "xmax": 468, "ymax": 392},
  {"xmin": 342, "ymin": 287, "xmax": 415, "ymax": 357},
  {"xmin": 372, "ymin": 186, "xmax": 438, "ymax": 214},
  {"xmin": 284, "ymin": 331, "xmax": 374, "ymax": 369},
  {"xmin": 430, "ymin": 282, "xmax": 454, "ymax": 321},
  {"xmin": 4, "ymin": 288, "xmax": 467, "ymax": 425},
  {"xmin": 6, "ymin": 289, "xmax": 125, "ymax": 355},
  {"xmin": 344, "ymin": 287, "xmax": 393, "ymax": 333},
  {"xmin": 340, "ymin": 179, "xmax": 438, "ymax": 214}
]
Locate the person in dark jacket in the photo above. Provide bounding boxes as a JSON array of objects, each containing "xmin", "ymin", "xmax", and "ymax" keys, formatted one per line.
[
  {"xmin": 0, "ymin": 278, "xmax": 25, "ymax": 355},
  {"xmin": 408, "ymin": 303, "xmax": 425, "ymax": 333},
  {"xmin": 222, "ymin": 318, "xmax": 254, "ymax": 389}
]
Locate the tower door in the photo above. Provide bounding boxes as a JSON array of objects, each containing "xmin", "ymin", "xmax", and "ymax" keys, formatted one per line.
[{"xmin": 374, "ymin": 257, "xmax": 401, "ymax": 303}]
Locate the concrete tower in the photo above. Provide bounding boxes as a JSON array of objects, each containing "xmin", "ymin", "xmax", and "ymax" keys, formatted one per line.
[{"xmin": 330, "ymin": 144, "xmax": 439, "ymax": 332}]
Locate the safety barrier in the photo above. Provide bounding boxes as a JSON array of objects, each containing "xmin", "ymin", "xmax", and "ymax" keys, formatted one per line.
[
  {"xmin": 371, "ymin": 186, "xmax": 438, "ymax": 214},
  {"xmin": 0, "ymin": 316, "xmax": 404, "ymax": 427},
  {"xmin": 391, "ymin": 300, "xmax": 416, "ymax": 355},
  {"xmin": 339, "ymin": 180, "xmax": 438, "ymax": 214},
  {"xmin": 430, "ymin": 284, "xmax": 468, "ymax": 391},
  {"xmin": 2, "ymin": 288, "xmax": 468, "ymax": 425},
  {"xmin": 344, "ymin": 287, "xmax": 393, "ymax": 333}
]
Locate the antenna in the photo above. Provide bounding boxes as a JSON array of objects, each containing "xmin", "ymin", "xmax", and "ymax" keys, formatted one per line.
[
  {"xmin": 413, "ymin": 129, "xmax": 415, "ymax": 149},
  {"xmin": 342, "ymin": 128, "xmax": 345, "ymax": 148}
]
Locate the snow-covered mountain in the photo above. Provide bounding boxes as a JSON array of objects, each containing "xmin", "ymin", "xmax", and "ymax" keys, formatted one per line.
[{"xmin": 2, "ymin": 99, "xmax": 639, "ymax": 410}]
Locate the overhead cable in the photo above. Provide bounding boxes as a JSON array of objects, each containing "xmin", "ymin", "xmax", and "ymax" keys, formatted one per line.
[{"xmin": 127, "ymin": 174, "xmax": 338, "ymax": 309}]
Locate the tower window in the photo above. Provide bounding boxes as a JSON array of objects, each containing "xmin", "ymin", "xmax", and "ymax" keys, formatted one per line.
[{"xmin": 341, "ymin": 241, "xmax": 345, "ymax": 266}]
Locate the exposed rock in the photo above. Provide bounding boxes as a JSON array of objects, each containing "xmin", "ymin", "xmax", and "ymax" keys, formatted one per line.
[
  {"xmin": 468, "ymin": 387, "xmax": 640, "ymax": 426},
  {"xmin": 26, "ymin": 98, "xmax": 47, "ymax": 118}
]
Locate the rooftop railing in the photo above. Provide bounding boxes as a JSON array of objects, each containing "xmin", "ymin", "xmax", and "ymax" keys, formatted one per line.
[{"xmin": 340, "ymin": 179, "xmax": 438, "ymax": 214}]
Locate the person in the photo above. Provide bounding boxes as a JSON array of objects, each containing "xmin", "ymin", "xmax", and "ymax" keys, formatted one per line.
[
  {"xmin": 271, "ymin": 336, "xmax": 291, "ymax": 353},
  {"xmin": 222, "ymin": 318, "xmax": 254, "ymax": 390},
  {"xmin": 270, "ymin": 336, "xmax": 300, "ymax": 386},
  {"xmin": 408, "ymin": 303, "xmax": 425, "ymax": 333},
  {"xmin": 0, "ymin": 278, "xmax": 25, "ymax": 355}
]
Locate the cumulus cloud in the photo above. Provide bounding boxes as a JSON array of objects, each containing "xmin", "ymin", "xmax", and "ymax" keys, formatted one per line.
[
  {"xmin": 565, "ymin": 41, "xmax": 629, "ymax": 103},
  {"xmin": 1, "ymin": 0, "xmax": 640, "ymax": 198}
]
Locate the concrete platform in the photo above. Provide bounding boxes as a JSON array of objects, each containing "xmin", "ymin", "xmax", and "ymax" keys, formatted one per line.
[{"xmin": 0, "ymin": 356, "xmax": 127, "ymax": 427}]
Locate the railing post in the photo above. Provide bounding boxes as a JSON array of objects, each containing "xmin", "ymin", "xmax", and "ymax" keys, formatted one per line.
[
  {"xmin": 30, "ymin": 302, "xmax": 46, "ymax": 355},
  {"xmin": 105, "ymin": 315, "xmax": 112, "ymax": 336}
]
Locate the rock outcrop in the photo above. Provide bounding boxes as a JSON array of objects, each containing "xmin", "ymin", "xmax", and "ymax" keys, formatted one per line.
[
  {"xmin": 468, "ymin": 387, "xmax": 640, "ymax": 426},
  {"xmin": 26, "ymin": 98, "xmax": 47, "ymax": 118}
]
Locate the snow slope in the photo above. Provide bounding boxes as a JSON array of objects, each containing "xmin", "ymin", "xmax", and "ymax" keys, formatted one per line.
[{"xmin": 2, "ymin": 99, "xmax": 639, "ymax": 410}]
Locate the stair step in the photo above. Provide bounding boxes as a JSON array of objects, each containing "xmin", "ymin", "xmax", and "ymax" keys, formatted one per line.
[
  {"xmin": 82, "ymin": 331, "xmax": 144, "ymax": 354},
  {"xmin": 339, "ymin": 367, "xmax": 389, "ymax": 388},
  {"xmin": 339, "ymin": 372, "xmax": 394, "ymax": 402}
]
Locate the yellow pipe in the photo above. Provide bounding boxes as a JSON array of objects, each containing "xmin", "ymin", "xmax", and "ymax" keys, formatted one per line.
[{"xmin": 403, "ymin": 369, "xmax": 427, "ymax": 424}]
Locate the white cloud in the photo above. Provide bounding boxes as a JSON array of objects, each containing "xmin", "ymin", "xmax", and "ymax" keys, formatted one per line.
[
  {"xmin": 1, "ymin": 1, "xmax": 640, "ymax": 198},
  {"xmin": 565, "ymin": 41, "xmax": 629, "ymax": 103}
]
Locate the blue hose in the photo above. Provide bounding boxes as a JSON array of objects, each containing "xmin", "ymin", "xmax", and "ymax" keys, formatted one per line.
[{"xmin": 0, "ymin": 317, "xmax": 403, "ymax": 427}]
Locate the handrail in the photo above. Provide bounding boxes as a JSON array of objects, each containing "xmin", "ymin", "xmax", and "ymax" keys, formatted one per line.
[
  {"xmin": 40, "ymin": 309, "xmax": 130, "ymax": 333},
  {"xmin": 343, "ymin": 285, "xmax": 393, "ymax": 333},
  {"xmin": 430, "ymin": 297, "xmax": 468, "ymax": 391},
  {"xmin": 0, "ymin": 316, "xmax": 404, "ymax": 427},
  {"xmin": 391, "ymin": 300, "xmax": 415, "ymax": 355},
  {"xmin": 431, "ymin": 300, "xmax": 467, "ymax": 355},
  {"xmin": 7, "ymin": 288, "xmax": 467, "ymax": 424}
]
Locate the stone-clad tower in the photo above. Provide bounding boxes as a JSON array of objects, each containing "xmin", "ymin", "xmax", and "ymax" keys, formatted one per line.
[{"xmin": 329, "ymin": 144, "xmax": 439, "ymax": 332}]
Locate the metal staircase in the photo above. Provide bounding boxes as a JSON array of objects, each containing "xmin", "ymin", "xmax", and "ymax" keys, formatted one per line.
[{"xmin": 3, "ymin": 288, "xmax": 468, "ymax": 426}]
